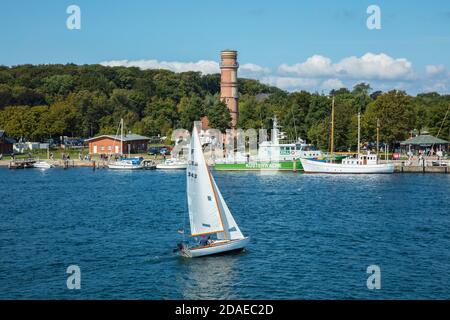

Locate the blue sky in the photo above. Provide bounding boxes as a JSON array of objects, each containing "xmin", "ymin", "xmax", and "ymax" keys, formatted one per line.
[{"xmin": 1, "ymin": 0, "xmax": 450, "ymax": 94}]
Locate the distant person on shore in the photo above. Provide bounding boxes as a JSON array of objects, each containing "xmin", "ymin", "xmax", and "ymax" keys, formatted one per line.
[
  {"xmin": 50, "ymin": 152, "xmax": 54, "ymax": 160},
  {"xmin": 0, "ymin": 153, "xmax": 2, "ymax": 160}
]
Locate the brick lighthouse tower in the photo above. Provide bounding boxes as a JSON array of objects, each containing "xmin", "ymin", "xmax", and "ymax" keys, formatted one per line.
[{"xmin": 220, "ymin": 50, "xmax": 239, "ymax": 128}]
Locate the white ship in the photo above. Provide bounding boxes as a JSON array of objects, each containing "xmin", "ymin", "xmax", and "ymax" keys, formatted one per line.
[
  {"xmin": 301, "ymin": 109, "xmax": 394, "ymax": 174},
  {"xmin": 301, "ymin": 153, "xmax": 394, "ymax": 174}
]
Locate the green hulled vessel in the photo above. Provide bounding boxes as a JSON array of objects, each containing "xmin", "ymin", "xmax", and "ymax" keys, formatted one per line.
[
  {"xmin": 214, "ymin": 160, "xmax": 302, "ymax": 171},
  {"xmin": 212, "ymin": 116, "xmax": 329, "ymax": 172}
]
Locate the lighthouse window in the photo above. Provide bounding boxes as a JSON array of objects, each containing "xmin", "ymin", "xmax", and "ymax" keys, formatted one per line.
[{"xmin": 207, "ymin": 196, "xmax": 212, "ymax": 201}]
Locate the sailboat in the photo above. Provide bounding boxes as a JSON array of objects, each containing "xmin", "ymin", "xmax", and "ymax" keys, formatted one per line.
[
  {"xmin": 301, "ymin": 102, "xmax": 394, "ymax": 174},
  {"xmin": 177, "ymin": 124, "xmax": 249, "ymax": 258},
  {"xmin": 108, "ymin": 119, "xmax": 143, "ymax": 170}
]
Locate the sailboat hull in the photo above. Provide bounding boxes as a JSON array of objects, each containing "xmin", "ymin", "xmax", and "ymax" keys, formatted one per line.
[{"xmin": 181, "ymin": 237, "xmax": 249, "ymax": 258}]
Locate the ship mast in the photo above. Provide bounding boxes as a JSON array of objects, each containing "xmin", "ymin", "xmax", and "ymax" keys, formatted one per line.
[
  {"xmin": 376, "ymin": 118, "xmax": 380, "ymax": 159},
  {"xmin": 330, "ymin": 97, "xmax": 335, "ymax": 155},
  {"xmin": 120, "ymin": 118, "xmax": 124, "ymax": 156},
  {"xmin": 357, "ymin": 112, "xmax": 361, "ymax": 155}
]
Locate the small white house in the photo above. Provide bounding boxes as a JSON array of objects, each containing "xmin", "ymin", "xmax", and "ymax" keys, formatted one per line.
[{"xmin": 13, "ymin": 142, "xmax": 49, "ymax": 153}]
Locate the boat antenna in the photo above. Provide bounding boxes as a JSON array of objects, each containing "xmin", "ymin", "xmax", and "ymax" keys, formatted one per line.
[
  {"xmin": 111, "ymin": 119, "xmax": 122, "ymax": 158},
  {"xmin": 330, "ymin": 96, "xmax": 335, "ymax": 155},
  {"xmin": 357, "ymin": 110, "xmax": 361, "ymax": 155}
]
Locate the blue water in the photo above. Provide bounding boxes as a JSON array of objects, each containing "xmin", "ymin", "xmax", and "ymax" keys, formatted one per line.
[{"xmin": 0, "ymin": 168, "xmax": 449, "ymax": 299}]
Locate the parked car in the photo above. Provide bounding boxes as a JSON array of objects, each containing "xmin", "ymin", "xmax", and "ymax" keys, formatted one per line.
[
  {"xmin": 148, "ymin": 147, "xmax": 159, "ymax": 155},
  {"xmin": 148, "ymin": 146, "xmax": 171, "ymax": 156}
]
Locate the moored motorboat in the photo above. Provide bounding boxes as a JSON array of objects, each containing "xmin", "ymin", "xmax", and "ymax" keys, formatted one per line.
[
  {"xmin": 156, "ymin": 158, "xmax": 187, "ymax": 170},
  {"xmin": 33, "ymin": 161, "xmax": 54, "ymax": 169},
  {"xmin": 108, "ymin": 157, "xmax": 143, "ymax": 170}
]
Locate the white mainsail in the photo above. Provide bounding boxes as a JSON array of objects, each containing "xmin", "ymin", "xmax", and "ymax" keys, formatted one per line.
[{"xmin": 187, "ymin": 125, "xmax": 224, "ymax": 236}]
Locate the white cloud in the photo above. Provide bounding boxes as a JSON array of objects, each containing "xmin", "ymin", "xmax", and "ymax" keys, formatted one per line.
[
  {"xmin": 100, "ymin": 59, "xmax": 220, "ymax": 74},
  {"xmin": 279, "ymin": 55, "xmax": 334, "ymax": 77},
  {"xmin": 99, "ymin": 54, "xmax": 449, "ymax": 94},
  {"xmin": 279, "ymin": 53, "xmax": 414, "ymax": 80},
  {"xmin": 260, "ymin": 76, "xmax": 319, "ymax": 91},
  {"xmin": 321, "ymin": 78, "xmax": 345, "ymax": 90},
  {"xmin": 425, "ymin": 64, "xmax": 446, "ymax": 77},
  {"xmin": 240, "ymin": 63, "xmax": 270, "ymax": 76}
]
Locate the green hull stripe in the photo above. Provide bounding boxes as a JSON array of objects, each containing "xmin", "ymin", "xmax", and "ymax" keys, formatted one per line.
[{"xmin": 213, "ymin": 161, "xmax": 303, "ymax": 171}]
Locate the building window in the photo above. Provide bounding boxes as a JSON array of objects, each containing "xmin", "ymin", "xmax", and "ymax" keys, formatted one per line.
[
  {"xmin": 100, "ymin": 146, "xmax": 105, "ymax": 151},
  {"xmin": 108, "ymin": 146, "xmax": 112, "ymax": 151}
]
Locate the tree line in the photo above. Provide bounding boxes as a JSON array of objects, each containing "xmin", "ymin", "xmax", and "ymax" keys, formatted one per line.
[{"xmin": 0, "ymin": 64, "xmax": 449, "ymax": 150}]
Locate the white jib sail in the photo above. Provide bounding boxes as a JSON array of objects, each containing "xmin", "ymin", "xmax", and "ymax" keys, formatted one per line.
[
  {"xmin": 212, "ymin": 177, "xmax": 245, "ymax": 241},
  {"xmin": 187, "ymin": 124, "xmax": 224, "ymax": 236}
]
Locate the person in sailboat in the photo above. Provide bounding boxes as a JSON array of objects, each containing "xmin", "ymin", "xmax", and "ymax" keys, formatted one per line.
[{"xmin": 199, "ymin": 235, "xmax": 208, "ymax": 246}]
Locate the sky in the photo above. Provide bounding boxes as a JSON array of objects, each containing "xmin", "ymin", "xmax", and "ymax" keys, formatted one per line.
[{"xmin": 1, "ymin": 0, "xmax": 450, "ymax": 94}]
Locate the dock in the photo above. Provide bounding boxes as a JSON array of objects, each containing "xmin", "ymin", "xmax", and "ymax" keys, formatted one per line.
[
  {"xmin": 7, "ymin": 159, "xmax": 36, "ymax": 169},
  {"xmin": 395, "ymin": 164, "xmax": 448, "ymax": 173}
]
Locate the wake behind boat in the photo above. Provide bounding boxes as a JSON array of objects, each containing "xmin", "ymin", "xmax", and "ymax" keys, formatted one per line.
[{"xmin": 177, "ymin": 123, "xmax": 249, "ymax": 258}]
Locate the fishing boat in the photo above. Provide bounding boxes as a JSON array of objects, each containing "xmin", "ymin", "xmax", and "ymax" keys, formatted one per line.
[
  {"xmin": 301, "ymin": 104, "xmax": 394, "ymax": 174},
  {"xmin": 177, "ymin": 124, "xmax": 249, "ymax": 258},
  {"xmin": 213, "ymin": 116, "xmax": 325, "ymax": 171},
  {"xmin": 301, "ymin": 153, "xmax": 394, "ymax": 173},
  {"xmin": 156, "ymin": 158, "xmax": 187, "ymax": 170},
  {"xmin": 33, "ymin": 161, "xmax": 54, "ymax": 169},
  {"xmin": 107, "ymin": 119, "xmax": 143, "ymax": 170}
]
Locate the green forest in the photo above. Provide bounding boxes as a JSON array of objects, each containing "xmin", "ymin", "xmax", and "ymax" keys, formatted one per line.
[{"xmin": 0, "ymin": 64, "xmax": 449, "ymax": 151}]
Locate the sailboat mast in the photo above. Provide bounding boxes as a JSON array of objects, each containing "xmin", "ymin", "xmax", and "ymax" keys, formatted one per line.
[
  {"xmin": 357, "ymin": 112, "xmax": 361, "ymax": 155},
  {"xmin": 330, "ymin": 97, "xmax": 335, "ymax": 155},
  {"xmin": 376, "ymin": 118, "xmax": 380, "ymax": 158},
  {"xmin": 120, "ymin": 118, "xmax": 124, "ymax": 156}
]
